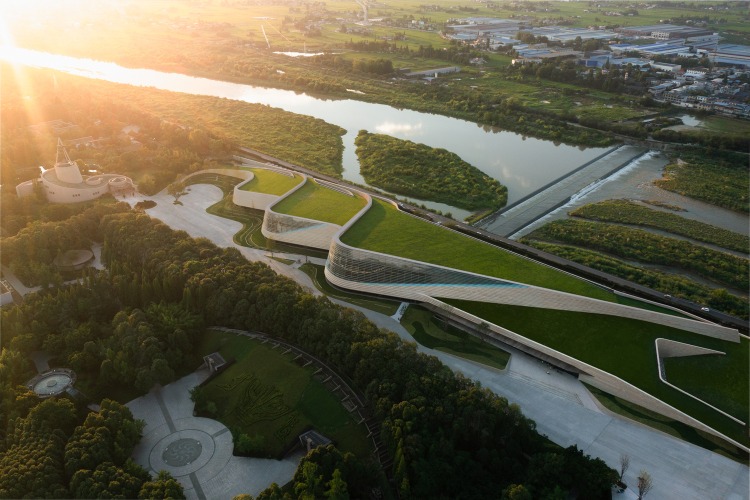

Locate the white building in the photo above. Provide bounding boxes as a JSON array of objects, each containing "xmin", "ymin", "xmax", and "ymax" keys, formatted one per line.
[{"xmin": 16, "ymin": 139, "xmax": 134, "ymax": 203}]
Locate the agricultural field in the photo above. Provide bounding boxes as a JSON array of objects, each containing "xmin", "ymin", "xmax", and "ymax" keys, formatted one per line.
[
  {"xmin": 195, "ymin": 330, "xmax": 372, "ymax": 459},
  {"xmin": 13, "ymin": 0, "xmax": 747, "ymax": 150},
  {"xmin": 239, "ymin": 169, "xmax": 302, "ymax": 195},
  {"xmin": 444, "ymin": 300, "xmax": 749, "ymax": 451},
  {"xmin": 272, "ymin": 181, "xmax": 366, "ymax": 226}
]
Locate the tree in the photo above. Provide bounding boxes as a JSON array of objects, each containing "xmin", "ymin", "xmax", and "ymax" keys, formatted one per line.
[
  {"xmin": 619, "ymin": 454, "xmax": 630, "ymax": 481},
  {"xmin": 167, "ymin": 180, "xmax": 188, "ymax": 204},
  {"xmin": 637, "ymin": 471, "xmax": 653, "ymax": 499},
  {"xmin": 70, "ymin": 461, "xmax": 150, "ymax": 499},
  {"xmin": 256, "ymin": 483, "xmax": 287, "ymax": 500},
  {"xmin": 294, "ymin": 461, "xmax": 323, "ymax": 500},
  {"xmin": 138, "ymin": 470, "xmax": 185, "ymax": 499},
  {"xmin": 502, "ymin": 484, "xmax": 532, "ymax": 500},
  {"xmin": 325, "ymin": 468, "xmax": 349, "ymax": 499}
]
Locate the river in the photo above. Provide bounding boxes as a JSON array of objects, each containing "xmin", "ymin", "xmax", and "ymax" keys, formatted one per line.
[{"xmin": 2, "ymin": 46, "xmax": 609, "ymax": 217}]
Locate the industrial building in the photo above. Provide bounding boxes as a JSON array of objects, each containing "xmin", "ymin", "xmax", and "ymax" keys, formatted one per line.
[{"xmin": 616, "ymin": 24, "xmax": 714, "ymax": 39}]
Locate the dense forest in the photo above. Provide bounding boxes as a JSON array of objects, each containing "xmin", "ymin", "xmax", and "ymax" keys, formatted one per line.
[
  {"xmin": 355, "ymin": 131, "xmax": 507, "ymax": 212},
  {"xmin": 0, "ymin": 202, "xmax": 618, "ymax": 498},
  {"xmin": 0, "ymin": 63, "xmax": 346, "ymax": 195}
]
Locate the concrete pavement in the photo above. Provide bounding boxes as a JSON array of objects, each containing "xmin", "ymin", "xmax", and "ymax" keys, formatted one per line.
[
  {"xmin": 129, "ymin": 179, "xmax": 748, "ymax": 500},
  {"xmin": 479, "ymin": 145, "xmax": 647, "ymax": 237},
  {"xmin": 127, "ymin": 370, "xmax": 300, "ymax": 500}
]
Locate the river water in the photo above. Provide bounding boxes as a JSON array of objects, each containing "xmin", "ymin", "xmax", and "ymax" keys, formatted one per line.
[{"xmin": 2, "ymin": 47, "xmax": 609, "ymax": 216}]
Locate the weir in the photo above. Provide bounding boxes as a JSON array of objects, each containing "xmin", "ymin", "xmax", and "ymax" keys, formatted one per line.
[{"xmin": 478, "ymin": 145, "xmax": 648, "ymax": 237}]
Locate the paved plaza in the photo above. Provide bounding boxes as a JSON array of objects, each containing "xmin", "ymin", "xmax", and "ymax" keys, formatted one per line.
[
  {"xmin": 122, "ymin": 179, "xmax": 749, "ymax": 500},
  {"xmin": 127, "ymin": 370, "xmax": 300, "ymax": 500}
]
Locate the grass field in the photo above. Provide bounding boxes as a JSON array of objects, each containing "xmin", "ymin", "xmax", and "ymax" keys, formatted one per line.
[
  {"xmin": 239, "ymin": 169, "xmax": 302, "ymax": 195},
  {"xmin": 197, "ymin": 330, "xmax": 372, "ymax": 458},
  {"xmin": 401, "ymin": 305, "xmax": 510, "ymax": 371},
  {"xmin": 299, "ymin": 263, "xmax": 400, "ymax": 316},
  {"xmin": 189, "ymin": 173, "xmax": 329, "ymax": 259},
  {"xmin": 272, "ymin": 180, "xmax": 366, "ymax": 226},
  {"xmin": 341, "ymin": 198, "xmax": 616, "ymax": 301},
  {"xmin": 444, "ymin": 299, "xmax": 749, "ymax": 448}
]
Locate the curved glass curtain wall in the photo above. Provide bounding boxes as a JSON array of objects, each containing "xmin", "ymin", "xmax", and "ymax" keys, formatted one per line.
[{"xmin": 327, "ymin": 243, "xmax": 526, "ymax": 288}]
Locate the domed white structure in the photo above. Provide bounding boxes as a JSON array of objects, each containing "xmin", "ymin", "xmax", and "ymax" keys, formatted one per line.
[{"xmin": 15, "ymin": 138, "xmax": 135, "ymax": 203}]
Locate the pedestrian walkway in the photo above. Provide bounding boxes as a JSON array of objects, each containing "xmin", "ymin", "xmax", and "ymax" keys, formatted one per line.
[
  {"xmin": 132, "ymin": 175, "xmax": 749, "ymax": 500},
  {"xmin": 127, "ymin": 370, "xmax": 300, "ymax": 500}
]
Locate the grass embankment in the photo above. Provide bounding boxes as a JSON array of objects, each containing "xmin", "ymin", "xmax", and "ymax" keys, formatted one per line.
[
  {"xmin": 341, "ymin": 198, "xmax": 615, "ymax": 301},
  {"xmin": 354, "ymin": 131, "xmax": 507, "ymax": 212},
  {"xmin": 571, "ymin": 200, "xmax": 749, "ymax": 254},
  {"xmin": 401, "ymin": 306, "xmax": 510, "ymax": 371},
  {"xmin": 522, "ymin": 241, "xmax": 749, "ymax": 319},
  {"xmin": 239, "ymin": 169, "xmax": 302, "ymax": 195},
  {"xmin": 187, "ymin": 173, "xmax": 328, "ymax": 259},
  {"xmin": 299, "ymin": 263, "xmax": 399, "ymax": 316},
  {"xmin": 526, "ymin": 219, "xmax": 749, "ymax": 291},
  {"xmin": 444, "ymin": 300, "xmax": 749, "ymax": 449},
  {"xmin": 655, "ymin": 152, "xmax": 749, "ymax": 213},
  {"xmin": 197, "ymin": 330, "xmax": 372, "ymax": 458},
  {"xmin": 273, "ymin": 181, "xmax": 366, "ymax": 226}
]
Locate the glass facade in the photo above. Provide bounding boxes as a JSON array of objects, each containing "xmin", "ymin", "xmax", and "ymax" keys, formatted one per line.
[{"xmin": 327, "ymin": 241, "xmax": 525, "ymax": 288}]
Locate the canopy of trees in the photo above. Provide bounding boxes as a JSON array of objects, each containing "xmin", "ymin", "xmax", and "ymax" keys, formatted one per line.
[
  {"xmin": 1, "ymin": 205, "xmax": 617, "ymax": 498},
  {"xmin": 355, "ymin": 131, "xmax": 507, "ymax": 212},
  {"xmin": 0, "ymin": 394, "xmax": 183, "ymax": 499}
]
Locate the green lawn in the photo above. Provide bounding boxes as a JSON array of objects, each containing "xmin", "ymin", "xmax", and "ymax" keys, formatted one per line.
[
  {"xmin": 444, "ymin": 299, "xmax": 749, "ymax": 448},
  {"xmin": 341, "ymin": 199, "xmax": 615, "ymax": 301},
  {"xmin": 193, "ymin": 173, "xmax": 329, "ymax": 259},
  {"xmin": 239, "ymin": 169, "xmax": 302, "ymax": 195},
  {"xmin": 272, "ymin": 180, "xmax": 366, "ymax": 226},
  {"xmin": 401, "ymin": 305, "xmax": 510, "ymax": 371},
  {"xmin": 197, "ymin": 330, "xmax": 372, "ymax": 459}
]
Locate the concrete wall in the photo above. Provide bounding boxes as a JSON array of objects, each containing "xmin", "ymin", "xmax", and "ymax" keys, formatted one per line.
[
  {"xmin": 261, "ymin": 178, "xmax": 341, "ymax": 251},
  {"xmin": 15, "ymin": 180, "xmax": 35, "ymax": 198},
  {"xmin": 654, "ymin": 338, "xmax": 744, "ymax": 426},
  {"xmin": 322, "ymin": 191, "xmax": 746, "ymax": 451},
  {"xmin": 422, "ymin": 296, "xmax": 748, "ymax": 452},
  {"xmin": 326, "ymin": 214, "xmax": 738, "ymax": 342},
  {"xmin": 40, "ymin": 172, "xmax": 133, "ymax": 204}
]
